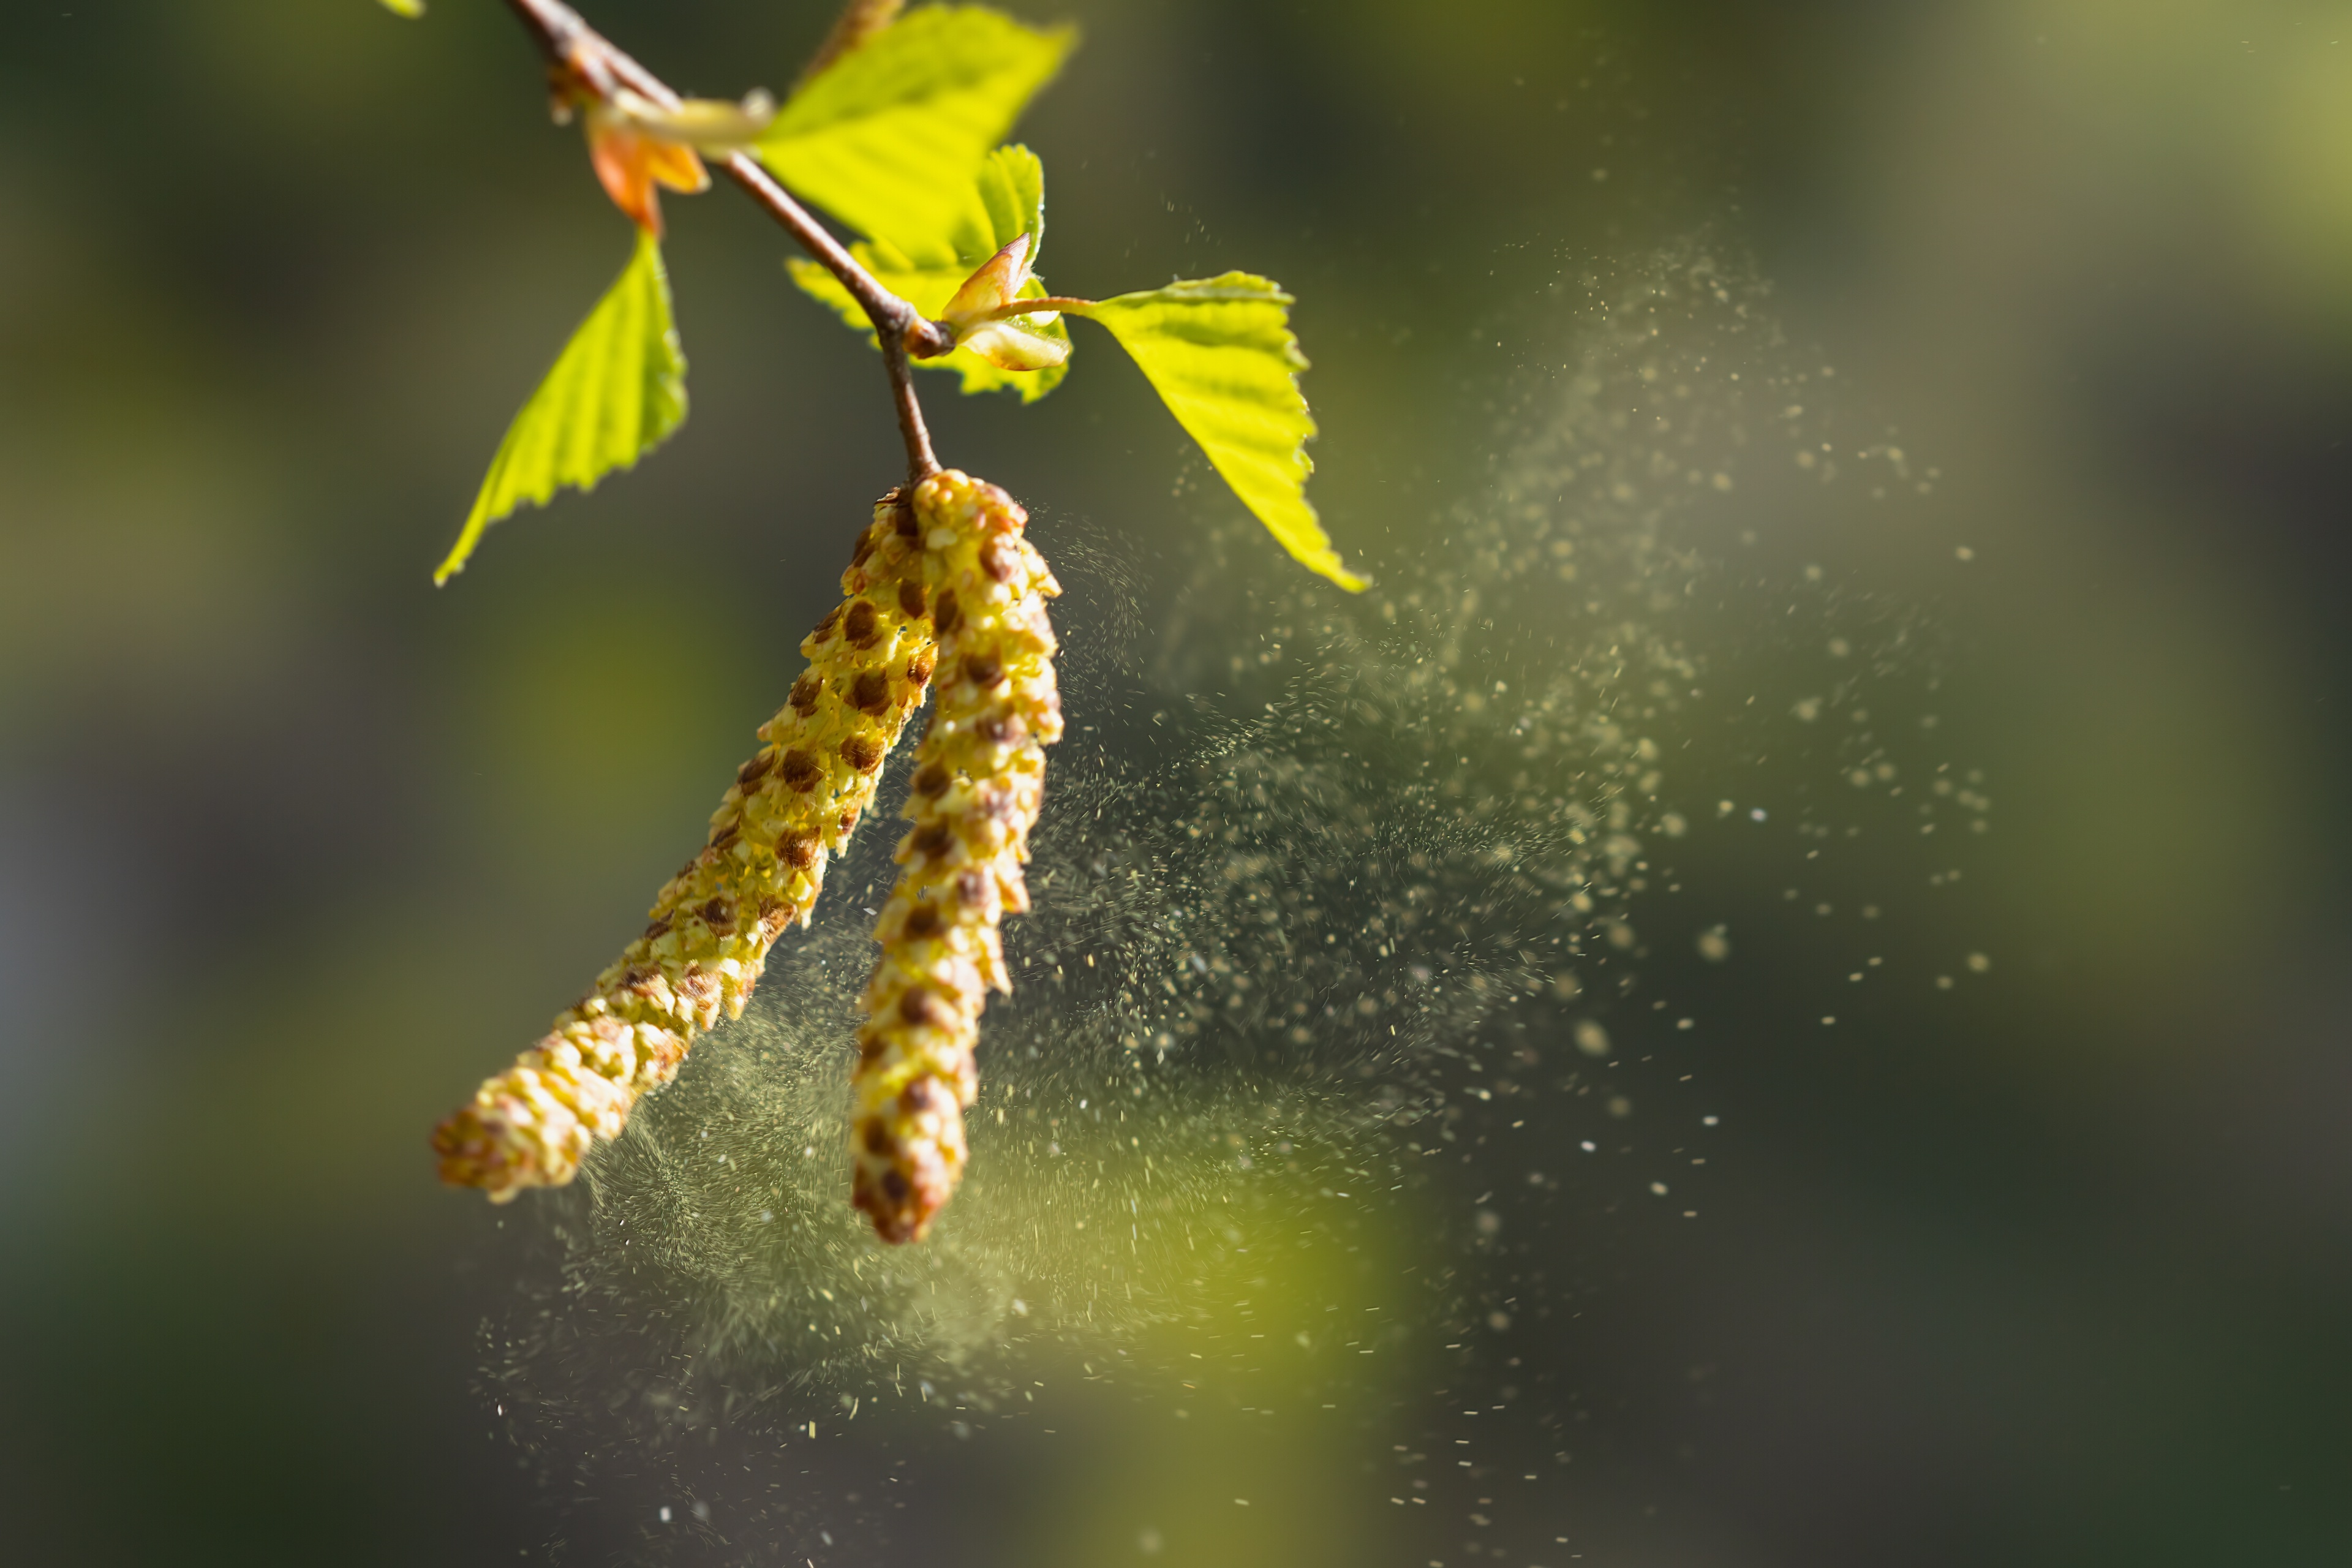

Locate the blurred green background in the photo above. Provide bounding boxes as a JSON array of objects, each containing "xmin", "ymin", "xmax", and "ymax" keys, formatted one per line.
[{"xmin": 2, "ymin": 1, "xmax": 2348, "ymax": 1564}]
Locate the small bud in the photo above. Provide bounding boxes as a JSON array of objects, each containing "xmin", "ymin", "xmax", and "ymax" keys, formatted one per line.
[
  {"xmin": 943, "ymin": 233, "xmax": 1034, "ymax": 323},
  {"xmin": 938, "ymin": 233, "xmax": 1071, "ymax": 372}
]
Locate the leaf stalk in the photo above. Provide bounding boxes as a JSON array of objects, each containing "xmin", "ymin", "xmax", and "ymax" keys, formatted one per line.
[{"xmin": 968, "ymin": 295, "xmax": 1099, "ymax": 322}]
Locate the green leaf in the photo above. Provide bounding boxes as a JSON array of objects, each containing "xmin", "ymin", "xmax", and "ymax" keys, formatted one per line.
[
  {"xmin": 784, "ymin": 143, "xmax": 1068, "ymax": 402},
  {"xmin": 955, "ymin": 141, "xmax": 1045, "ymax": 271},
  {"xmin": 1066, "ymin": 274, "xmax": 1363, "ymax": 590},
  {"xmin": 434, "ymin": 232, "xmax": 687, "ymax": 585},
  {"xmin": 378, "ymin": 0, "xmax": 424, "ymax": 15},
  {"xmin": 758, "ymin": 6, "xmax": 1074, "ymax": 262}
]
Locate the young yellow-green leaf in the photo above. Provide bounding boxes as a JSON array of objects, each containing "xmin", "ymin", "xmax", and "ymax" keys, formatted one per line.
[
  {"xmin": 783, "ymin": 143, "xmax": 1068, "ymax": 402},
  {"xmin": 758, "ymin": 7, "xmax": 1074, "ymax": 261},
  {"xmin": 434, "ymin": 232, "xmax": 687, "ymax": 585},
  {"xmin": 953, "ymin": 142, "xmax": 1045, "ymax": 271},
  {"xmin": 1067, "ymin": 275, "xmax": 1363, "ymax": 590},
  {"xmin": 378, "ymin": 0, "xmax": 424, "ymax": 15},
  {"xmin": 957, "ymin": 309, "xmax": 1069, "ymax": 371}
]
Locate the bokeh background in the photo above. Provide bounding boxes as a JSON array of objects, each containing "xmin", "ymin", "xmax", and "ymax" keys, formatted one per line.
[{"xmin": 2, "ymin": 1, "xmax": 2348, "ymax": 1564}]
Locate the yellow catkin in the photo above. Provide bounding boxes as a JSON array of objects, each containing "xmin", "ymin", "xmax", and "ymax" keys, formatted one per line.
[
  {"xmin": 433, "ymin": 494, "xmax": 941, "ymax": 1199},
  {"xmin": 851, "ymin": 470, "xmax": 1062, "ymax": 1243}
]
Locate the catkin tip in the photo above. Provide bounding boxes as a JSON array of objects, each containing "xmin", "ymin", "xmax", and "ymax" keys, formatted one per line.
[{"xmin": 436, "ymin": 493, "xmax": 940, "ymax": 1200}]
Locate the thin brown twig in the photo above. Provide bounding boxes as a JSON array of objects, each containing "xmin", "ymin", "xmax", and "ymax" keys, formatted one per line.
[
  {"xmin": 877, "ymin": 328, "xmax": 941, "ymax": 480},
  {"xmin": 500, "ymin": 0, "xmax": 948, "ymax": 483},
  {"xmin": 797, "ymin": 0, "xmax": 906, "ymax": 88}
]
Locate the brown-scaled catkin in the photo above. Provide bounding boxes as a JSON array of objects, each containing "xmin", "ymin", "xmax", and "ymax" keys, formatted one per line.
[
  {"xmin": 851, "ymin": 470, "xmax": 1061, "ymax": 1243},
  {"xmin": 433, "ymin": 493, "xmax": 939, "ymax": 1200}
]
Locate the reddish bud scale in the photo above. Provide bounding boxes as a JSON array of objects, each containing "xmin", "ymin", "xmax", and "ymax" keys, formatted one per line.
[
  {"xmin": 851, "ymin": 471, "xmax": 1063, "ymax": 1243},
  {"xmin": 433, "ymin": 495, "xmax": 939, "ymax": 1200}
]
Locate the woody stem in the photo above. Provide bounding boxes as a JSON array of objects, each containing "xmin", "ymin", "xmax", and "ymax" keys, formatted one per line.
[
  {"xmin": 500, "ymin": 0, "xmax": 949, "ymax": 483},
  {"xmin": 878, "ymin": 330, "xmax": 942, "ymax": 481}
]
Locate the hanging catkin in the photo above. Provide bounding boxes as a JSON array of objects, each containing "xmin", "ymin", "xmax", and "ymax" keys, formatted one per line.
[
  {"xmin": 433, "ymin": 493, "xmax": 940, "ymax": 1200},
  {"xmin": 851, "ymin": 469, "xmax": 1061, "ymax": 1243}
]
